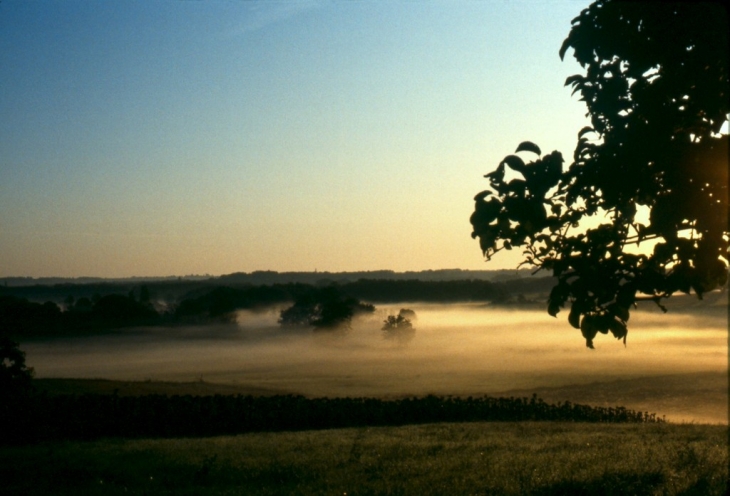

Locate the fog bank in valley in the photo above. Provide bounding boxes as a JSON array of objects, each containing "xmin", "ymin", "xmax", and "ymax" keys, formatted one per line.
[{"xmin": 24, "ymin": 302, "xmax": 727, "ymax": 424}]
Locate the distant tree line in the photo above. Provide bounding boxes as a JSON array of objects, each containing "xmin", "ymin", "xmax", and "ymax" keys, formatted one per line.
[
  {"xmin": 0, "ymin": 279, "xmax": 209, "ymax": 307},
  {"xmin": 174, "ymin": 285, "xmax": 295, "ymax": 322},
  {"xmin": 0, "ymin": 269, "xmax": 518, "ymax": 289},
  {"xmin": 340, "ymin": 279, "xmax": 507, "ymax": 303},
  {"xmin": 1, "ymin": 278, "xmax": 549, "ymax": 339},
  {"xmin": 1, "ymin": 273, "xmax": 553, "ymax": 307},
  {"xmin": 0, "ymin": 292, "xmax": 159, "ymax": 338},
  {"xmin": 1, "ymin": 391, "xmax": 663, "ymax": 445},
  {"xmin": 216, "ymin": 269, "xmax": 537, "ymax": 285}
]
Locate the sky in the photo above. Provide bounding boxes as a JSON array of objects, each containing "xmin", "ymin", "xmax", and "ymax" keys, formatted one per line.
[{"xmin": 0, "ymin": 0, "xmax": 593, "ymax": 278}]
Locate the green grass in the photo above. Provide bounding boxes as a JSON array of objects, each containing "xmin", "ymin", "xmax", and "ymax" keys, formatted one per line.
[{"xmin": 2, "ymin": 422, "xmax": 726, "ymax": 495}]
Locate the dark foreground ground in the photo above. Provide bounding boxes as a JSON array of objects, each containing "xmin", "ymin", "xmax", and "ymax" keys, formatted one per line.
[
  {"xmin": 4, "ymin": 377, "xmax": 726, "ymax": 494},
  {"xmin": 1, "ymin": 421, "xmax": 726, "ymax": 495},
  {"xmin": 33, "ymin": 370, "xmax": 729, "ymax": 425}
]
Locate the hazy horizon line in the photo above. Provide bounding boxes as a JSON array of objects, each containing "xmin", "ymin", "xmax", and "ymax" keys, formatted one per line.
[{"xmin": 1, "ymin": 267, "xmax": 541, "ymax": 281}]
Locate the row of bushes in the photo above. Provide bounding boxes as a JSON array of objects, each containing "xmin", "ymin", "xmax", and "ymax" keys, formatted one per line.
[{"xmin": 1, "ymin": 392, "xmax": 663, "ymax": 445}]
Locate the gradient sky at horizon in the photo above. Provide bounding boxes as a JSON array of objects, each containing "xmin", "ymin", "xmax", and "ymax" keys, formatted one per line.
[{"xmin": 1, "ymin": 0, "xmax": 593, "ymax": 278}]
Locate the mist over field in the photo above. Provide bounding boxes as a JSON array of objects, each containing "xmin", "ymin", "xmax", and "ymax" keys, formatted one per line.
[{"xmin": 24, "ymin": 300, "xmax": 727, "ymax": 424}]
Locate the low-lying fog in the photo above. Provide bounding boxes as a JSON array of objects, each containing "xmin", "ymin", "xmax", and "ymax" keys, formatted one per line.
[{"xmin": 24, "ymin": 301, "xmax": 728, "ymax": 424}]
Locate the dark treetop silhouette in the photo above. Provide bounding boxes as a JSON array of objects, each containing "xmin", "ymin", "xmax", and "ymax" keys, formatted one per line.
[
  {"xmin": 0, "ymin": 337, "xmax": 34, "ymax": 400},
  {"xmin": 278, "ymin": 286, "xmax": 375, "ymax": 330},
  {"xmin": 470, "ymin": 1, "xmax": 728, "ymax": 348}
]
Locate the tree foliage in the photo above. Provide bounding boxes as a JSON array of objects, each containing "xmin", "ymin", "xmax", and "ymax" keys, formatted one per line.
[
  {"xmin": 470, "ymin": 1, "xmax": 728, "ymax": 347},
  {"xmin": 278, "ymin": 287, "xmax": 375, "ymax": 330},
  {"xmin": 381, "ymin": 309, "xmax": 416, "ymax": 343},
  {"xmin": 382, "ymin": 314, "xmax": 413, "ymax": 331},
  {"xmin": 0, "ymin": 337, "xmax": 34, "ymax": 399}
]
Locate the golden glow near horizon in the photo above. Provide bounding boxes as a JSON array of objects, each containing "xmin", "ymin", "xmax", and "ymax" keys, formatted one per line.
[{"xmin": 0, "ymin": 1, "xmax": 592, "ymax": 278}]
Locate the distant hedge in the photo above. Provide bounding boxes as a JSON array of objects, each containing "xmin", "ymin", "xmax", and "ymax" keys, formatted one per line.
[{"xmin": 2, "ymin": 392, "xmax": 663, "ymax": 445}]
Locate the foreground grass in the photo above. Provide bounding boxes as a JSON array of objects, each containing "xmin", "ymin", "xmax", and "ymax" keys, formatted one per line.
[{"xmin": 2, "ymin": 422, "xmax": 726, "ymax": 495}]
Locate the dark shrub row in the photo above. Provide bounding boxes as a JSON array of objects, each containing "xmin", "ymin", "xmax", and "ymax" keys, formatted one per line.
[{"xmin": 1, "ymin": 392, "xmax": 663, "ymax": 445}]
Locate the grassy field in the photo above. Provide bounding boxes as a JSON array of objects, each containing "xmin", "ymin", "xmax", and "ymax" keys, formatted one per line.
[{"xmin": 2, "ymin": 421, "xmax": 726, "ymax": 495}]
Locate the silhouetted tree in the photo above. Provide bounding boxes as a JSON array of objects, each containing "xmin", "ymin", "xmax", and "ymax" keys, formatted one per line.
[
  {"xmin": 277, "ymin": 293, "xmax": 317, "ymax": 326},
  {"xmin": 382, "ymin": 314, "xmax": 413, "ymax": 331},
  {"xmin": 0, "ymin": 337, "xmax": 34, "ymax": 398},
  {"xmin": 139, "ymin": 285, "xmax": 151, "ymax": 306},
  {"xmin": 71, "ymin": 297, "xmax": 93, "ymax": 312},
  {"xmin": 0, "ymin": 296, "xmax": 62, "ymax": 337},
  {"xmin": 91, "ymin": 294, "xmax": 159, "ymax": 325},
  {"xmin": 382, "ymin": 310, "xmax": 415, "ymax": 343},
  {"xmin": 278, "ymin": 286, "xmax": 374, "ymax": 330},
  {"xmin": 63, "ymin": 295, "xmax": 75, "ymax": 310},
  {"xmin": 470, "ymin": 1, "xmax": 728, "ymax": 347},
  {"xmin": 398, "ymin": 308, "xmax": 417, "ymax": 320}
]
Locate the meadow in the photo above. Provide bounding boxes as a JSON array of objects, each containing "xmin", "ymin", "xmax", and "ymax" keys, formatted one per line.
[{"xmin": 1, "ymin": 422, "xmax": 726, "ymax": 495}]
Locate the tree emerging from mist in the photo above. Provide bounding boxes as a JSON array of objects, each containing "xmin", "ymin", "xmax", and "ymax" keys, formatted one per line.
[
  {"xmin": 470, "ymin": 0, "xmax": 728, "ymax": 347},
  {"xmin": 382, "ymin": 309, "xmax": 416, "ymax": 343},
  {"xmin": 278, "ymin": 286, "xmax": 375, "ymax": 330}
]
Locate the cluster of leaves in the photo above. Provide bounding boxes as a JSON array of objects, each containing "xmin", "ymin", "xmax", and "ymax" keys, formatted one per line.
[
  {"xmin": 470, "ymin": 1, "xmax": 728, "ymax": 347},
  {"xmin": 278, "ymin": 286, "xmax": 375, "ymax": 330}
]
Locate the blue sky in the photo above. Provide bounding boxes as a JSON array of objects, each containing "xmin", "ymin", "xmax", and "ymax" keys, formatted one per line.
[{"xmin": 0, "ymin": 0, "xmax": 592, "ymax": 277}]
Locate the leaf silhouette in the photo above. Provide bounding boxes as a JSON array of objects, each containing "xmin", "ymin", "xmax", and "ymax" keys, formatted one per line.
[
  {"xmin": 559, "ymin": 37, "xmax": 571, "ymax": 61},
  {"xmin": 501, "ymin": 155, "xmax": 526, "ymax": 172},
  {"xmin": 564, "ymin": 74, "xmax": 583, "ymax": 87},
  {"xmin": 568, "ymin": 304, "xmax": 582, "ymax": 329},
  {"xmin": 577, "ymin": 126, "xmax": 594, "ymax": 139},
  {"xmin": 514, "ymin": 141, "xmax": 542, "ymax": 155}
]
